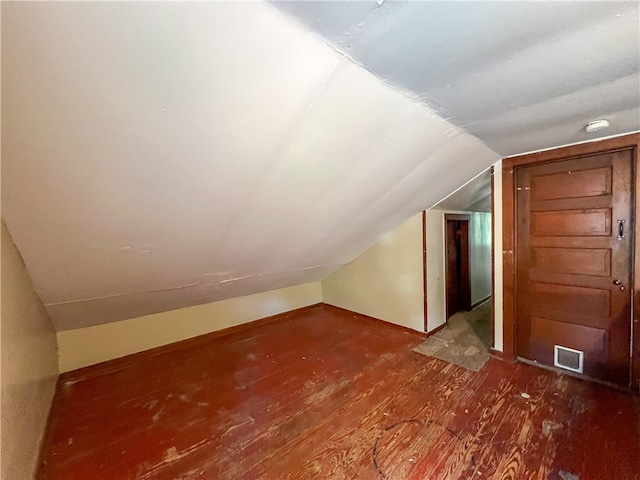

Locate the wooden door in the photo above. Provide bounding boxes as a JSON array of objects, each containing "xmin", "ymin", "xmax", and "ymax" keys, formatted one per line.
[
  {"xmin": 446, "ymin": 215, "xmax": 471, "ymax": 319},
  {"xmin": 516, "ymin": 150, "xmax": 633, "ymax": 385}
]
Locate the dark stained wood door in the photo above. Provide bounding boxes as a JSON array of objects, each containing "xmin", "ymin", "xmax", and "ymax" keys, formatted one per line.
[
  {"xmin": 516, "ymin": 150, "xmax": 633, "ymax": 386},
  {"xmin": 446, "ymin": 215, "xmax": 471, "ymax": 319}
]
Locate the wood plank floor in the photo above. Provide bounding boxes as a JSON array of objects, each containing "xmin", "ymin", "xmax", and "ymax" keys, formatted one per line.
[{"xmin": 38, "ymin": 304, "xmax": 640, "ymax": 480}]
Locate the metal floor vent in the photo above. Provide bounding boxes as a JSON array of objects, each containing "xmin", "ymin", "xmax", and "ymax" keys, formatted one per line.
[{"xmin": 554, "ymin": 345, "xmax": 584, "ymax": 374}]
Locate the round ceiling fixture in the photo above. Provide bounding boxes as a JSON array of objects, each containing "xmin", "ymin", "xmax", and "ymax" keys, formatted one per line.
[{"xmin": 585, "ymin": 119, "xmax": 610, "ymax": 133}]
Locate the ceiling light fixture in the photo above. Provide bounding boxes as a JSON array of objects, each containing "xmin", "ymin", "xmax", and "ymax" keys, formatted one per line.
[{"xmin": 585, "ymin": 119, "xmax": 610, "ymax": 133}]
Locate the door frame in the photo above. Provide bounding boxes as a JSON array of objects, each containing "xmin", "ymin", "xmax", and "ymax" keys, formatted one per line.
[
  {"xmin": 444, "ymin": 213, "xmax": 471, "ymax": 319},
  {"xmin": 501, "ymin": 133, "xmax": 640, "ymax": 392}
]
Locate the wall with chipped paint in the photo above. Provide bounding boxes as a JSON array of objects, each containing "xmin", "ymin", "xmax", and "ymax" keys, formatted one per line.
[
  {"xmin": 1, "ymin": 222, "xmax": 59, "ymax": 480},
  {"xmin": 321, "ymin": 214, "xmax": 425, "ymax": 332},
  {"xmin": 57, "ymin": 282, "xmax": 321, "ymax": 372}
]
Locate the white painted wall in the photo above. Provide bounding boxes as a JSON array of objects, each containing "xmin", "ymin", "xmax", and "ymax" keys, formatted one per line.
[
  {"xmin": 57, "ymin": 282, "xmax": 321, "ymax": 372},
  {"xmin": 57, "ymin": 191, "xmax": 505, "ymax": 371},
  {"xmin": 321, "ymin": 214, "xmax": 424, "ymax": 332},
  {"xmin": 493, "ymin": 162, "xmax": 504, "ymax": 351},
  {"xmin": 322, "ymin": 206, "xmax": 494, "ymax": 336},
  {"xmin": 425, "ymin": 209, "xmax": 446, "ymax": 332},
  {"xmin": 470, "ymin": 212, "xmax": 492, "ymax": 305},
  {"xmin": 1, "ymin": 222, "xmax": 59, "ymax": 480}
]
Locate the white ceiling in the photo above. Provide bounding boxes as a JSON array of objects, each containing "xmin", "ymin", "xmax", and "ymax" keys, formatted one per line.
[
  {"xmin": 274, "ymin": 1, "xmax": 640, "ymax": 155},
  {"xmin": 436, "ymin": 169, "xmax": 492, "ymax": 213},
  {"xmin": 2, "ymin": 1, "xmax": 637, "ymax": 331}
]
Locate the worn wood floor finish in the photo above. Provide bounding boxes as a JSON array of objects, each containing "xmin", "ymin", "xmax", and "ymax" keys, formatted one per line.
[{"xmin": 38, "ymin": 305, "xmax": 640, "ymax": 480}]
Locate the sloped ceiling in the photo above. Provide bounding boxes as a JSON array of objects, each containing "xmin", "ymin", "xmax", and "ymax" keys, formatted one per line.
[
  {"xmin": 1, "ymin": 2, "xmax": 498, "ymax": 330},
  {"xmin": 2, "ymin": 2, "xmax": 637, "ymax": 331},
  {"xmin": 436, "ymin": 169, "xmax": 492, "ymax": 213}
]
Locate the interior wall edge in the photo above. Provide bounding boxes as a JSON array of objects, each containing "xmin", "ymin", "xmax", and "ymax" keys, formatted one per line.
[
  {"xmin": 56, "ymin": 282, "xmax": 322, "ymax": 373},
  {"xmin": 320, "ymin": 214, "xmax": 425, "ymax": 332},
  {"xmin": 425, "ymin": 208, "xmax": 446, "ymax": 333},
  {"xmin": 492, "ymin": 159, "xmax": 505, "ymax": 352},
  {"xmin": 1, "ymin": 221, "xmax": 59, "ymax": 479}
]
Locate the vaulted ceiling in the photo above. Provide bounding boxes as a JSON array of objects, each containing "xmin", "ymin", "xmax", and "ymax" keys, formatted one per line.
[{"xmin": 2, "ymin": 1, "xmax": 638, "ymax": 331}]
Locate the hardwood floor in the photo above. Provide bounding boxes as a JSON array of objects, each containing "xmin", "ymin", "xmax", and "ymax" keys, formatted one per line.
[{"xmin": 38, "ymin": 304, "xmax": 640, "ymax": 479}]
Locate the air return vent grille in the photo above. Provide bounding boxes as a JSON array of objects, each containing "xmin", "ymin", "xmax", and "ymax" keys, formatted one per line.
[{"xmin": 554, "ymin": 345, "xmax": 583, "ymax": 374}]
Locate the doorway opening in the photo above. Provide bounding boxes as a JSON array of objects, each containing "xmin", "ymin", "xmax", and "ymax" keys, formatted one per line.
[
  {"xmin": 445, "ymin": 214, "xmax": 471, "ymax": 319},
  {"xmin": 443, "ymin": 213, "xmax": 493, "ymax": 361},
  {"xmin": 420, "ymin": 168, "xmax": 495, "ymax": 370}
]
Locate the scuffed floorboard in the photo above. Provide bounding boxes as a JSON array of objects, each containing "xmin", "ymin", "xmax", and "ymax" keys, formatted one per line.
[{"xmin": 38, "ymin": 305, "xmax": 640, "ymax": 479}]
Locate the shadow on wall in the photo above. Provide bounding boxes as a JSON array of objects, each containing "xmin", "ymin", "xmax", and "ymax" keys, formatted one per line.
[{"xmin": 1, "ymin": 222, "xmax": 59, "ymax": 479}]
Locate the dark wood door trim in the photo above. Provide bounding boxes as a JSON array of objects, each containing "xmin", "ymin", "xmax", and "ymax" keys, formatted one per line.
[
  {"xmin": 501, "ymin": 132, "xmax": 640, "ymax": 392},
  {"xmin": 444, "ymin": 214, "xmax": 472, "ymax": 221},
  {"xmin": 490, "ymin": 165, "xmax": 496, "ymax": 351}
]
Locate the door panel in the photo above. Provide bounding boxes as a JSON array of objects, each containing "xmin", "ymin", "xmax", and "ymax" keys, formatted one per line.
[
  {"xmin": 531, "ymin": 247, "xmax": 611, "ymax": 276},
  {"xmin": 516, "ymin": 150, "xmax": 633, "ymax": 385},
  {"xmin": 530, "ymin": 209, "xmax": 611, "ymax": 236},
  {"xmin": 531, "ymin": 317, "xmax": 606, "ymax": 354},
  {"xmin": 531, "ymin": 166, "xmax": 612, "ymax": 200},
  {"xmin": 529, "ymin": 283, "xmax": 610, "ymax": 321}
]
